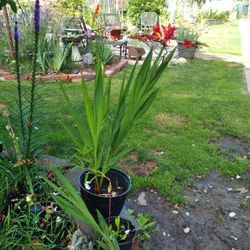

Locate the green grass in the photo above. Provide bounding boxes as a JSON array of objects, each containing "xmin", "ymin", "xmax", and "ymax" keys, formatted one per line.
[
  {"xmin": 0, "ymin": 59, "xmax": 249, "ymax": 203},
  {"xmin": 200, "ymin": 21, "xmax": 242, "ymax": 55}
]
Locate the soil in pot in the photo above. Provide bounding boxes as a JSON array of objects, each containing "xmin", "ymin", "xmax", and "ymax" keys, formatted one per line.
[{"xmin": 79, "ymin": 168, "xmax": 131, "ymax": 219}]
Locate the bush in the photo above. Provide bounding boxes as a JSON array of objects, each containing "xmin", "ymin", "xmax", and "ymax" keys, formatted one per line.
[
  {"xmin": 127, "ymin": 0, "xmax": 168, "ymax": 27},
  {"xmin": 56, "ymin": 0, "xmax": 86, "ymax": 17}
]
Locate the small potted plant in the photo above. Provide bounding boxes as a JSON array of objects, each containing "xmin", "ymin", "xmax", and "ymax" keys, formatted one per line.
[
  {"xmin": 62, "ymin": 45, "xmax": 175, "ymax": 219},
  {"xmin": 45, "ymin": 167, "xmax": 156, "ymax": 250},
  {"xmin": 101, "ymin": 212, "xmax": 156, "ymax": 250},
  {"xmin": 102, "ymin": 216, "xmax": 136, "ymax": 250},
  {"xmin": 175, "ymin": 25, "xmax": 204, "ymax": 59}
]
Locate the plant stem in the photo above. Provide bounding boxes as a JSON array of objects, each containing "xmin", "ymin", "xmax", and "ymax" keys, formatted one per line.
[
  {"xmin": 14, "ymin": 35, "xmax": 25, "ymax": 143},
  {"xmin": 26, "ymin": 29, "xmax": 39, "ymax": 159}
]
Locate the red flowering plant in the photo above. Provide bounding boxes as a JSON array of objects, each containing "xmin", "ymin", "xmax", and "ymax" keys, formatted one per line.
[
  {"xmin": 174, "ymin": 21, "xmax": 207, "ymax": 48},
  {"xmin": 147, "ymin": 22, "xmax": 176, "ymax": 45},
  {"xmin": 93, "ymin": 3, "xmax": 101, "ymax": 22},
  {"xmin": 137, "ymin": 21, "xmax": 176, "ymax": 57}
]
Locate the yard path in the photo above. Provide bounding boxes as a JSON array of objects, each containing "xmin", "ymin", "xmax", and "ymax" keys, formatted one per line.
[{"xmin": 240, "ymin": 18, "xmax": 250, "ymax": 93}]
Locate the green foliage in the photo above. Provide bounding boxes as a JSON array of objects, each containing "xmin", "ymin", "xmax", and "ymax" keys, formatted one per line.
[
  {"xmin": 127, "ymin": 0, "xmax": 167, "ymax": 27},
  {"xmin": 91, "ymin": 41, "xmax": 112, "ymax": 64},
  {"xmin": 125, "ymin": 209, "xmax": 156, "ymax": 241},
  {"xmin": 0, "ymin": 29, "xmax": 11, "ymax": 65},
  {"xmin": 0, "ymin": 167, "xmax": 73, "ymax": 248},
  {"xmin": 1, "ymin": 59, "xmax": 249, "ymax": 204},
  {"xmin": 0, "ymin": 160, "xmax": 16, "ymax": 212},
  {"xmin": 107, "ymin": 217, "xmax": 130, "ymax": 242},
  {"xmin": 61, "ymin": 48, "xmax": 175, "ymax": 191},
  {"xmin": 45, "ymin": 166, "xmax": 120, "ymax": 250},
  {"xmin": 188, "ymin": 0, "xmax": 206, "ymax": 7},
  {"xmin": 56, "ymin": 0, "xmax": 86, "ymax": 17},
  {"xmin": 135, "ymin": 213, "xmax": 156, "ymax": 240},
  {"xmin": 0, "ymin": 0, "xmax": 17, "ymax": 12},
  {"xmin": 196, "ymin": 10, "xmax": 230, "ymax": 23},
  {"xmin": 175, "ymin": 26, "xmax": 200, "ymax": 43},
  {"xmin": 37, "ymin": 39, "xmax": 50, "ymax": 74},
  {"xmin": 90, "ymin": 38, "xmax": 114, "ymax": 65},
  {"xmin": 0, "ymin": 0, "xmax": 46, "ymax": 191},
  {"xmin": 49, "ymin": 41, "xmax": 72, "ymax": 74}
]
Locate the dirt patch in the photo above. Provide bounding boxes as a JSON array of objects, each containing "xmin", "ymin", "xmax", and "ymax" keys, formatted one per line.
[
  {"xmin": 209, "ymin": 135, "xmax": 250, "ymax": 160},
  {"xmin": 150, "ymin": 148, "xmax": 165, "ymax": 157},
  {"xmin": 155, "ymin": 112, "xmax": 189, "ymax": 127},
  {"xmin": 121, "ymin": 151, "xmax": 158, "ymax": 176},
  {"xmin": 0, "ymin": 103, "xmax": 6, "ymax": 111},
  {"xmin": 228, "ymin": 63, "xmax": 240, "ymax": 68},
  {"xmin": 125, "ymin": 171, "xmax": 250, "ymax": 250}
]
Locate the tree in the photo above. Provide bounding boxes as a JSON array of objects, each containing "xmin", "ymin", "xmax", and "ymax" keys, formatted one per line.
[
  {"xmin": 0, "ymin": 0, "xmax": 17, "ymax": 12},
  {"xmin": 56, "ymin": 0, "xmax": 86, "ymax": 17},
  {"xmin": 0, "ymin": 0, "xmax": 18, "ymax": 61},
  {"xmin": 188, "ymin": 0, "xmax": 206, "ymax": 7},
  {"xmin": 128, "ymin": 0, "xmax": 168, "ymax": 27}
]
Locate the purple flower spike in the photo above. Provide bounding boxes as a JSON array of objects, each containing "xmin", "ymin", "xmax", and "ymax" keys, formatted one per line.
[
  {"xmin": 34, "ymin": 0, "xmax": 40, "ymax": 33},
  {"xmin": 14, "ymin": 19, "xmax": 19, "ymax": 41}
]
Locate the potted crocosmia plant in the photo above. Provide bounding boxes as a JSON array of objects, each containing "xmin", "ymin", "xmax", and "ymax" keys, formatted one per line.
[{"xmin": 61, "ymin": 47, "xmax": 175, "ymax": 219}]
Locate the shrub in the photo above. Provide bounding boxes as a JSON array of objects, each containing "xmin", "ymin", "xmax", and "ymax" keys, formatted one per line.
[{"xmin": 127, "ymin": 0, "xmax": 168, "ymax": 27}]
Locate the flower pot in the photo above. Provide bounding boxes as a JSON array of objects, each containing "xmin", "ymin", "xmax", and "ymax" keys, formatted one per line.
[
  {"xmin": 131, "ymin": 237, "xmax": 140, "ymax": 250},
  {"xmin": 177, "ymin": 42, "xmax": 197, "ymax": 59},
  {"xmin": 105, "ymin": 217, "xmax": 136, "ymax": 250},
  {"xmin": 79, "ymin": 168, "xmax": 131, "ymax": 219}
]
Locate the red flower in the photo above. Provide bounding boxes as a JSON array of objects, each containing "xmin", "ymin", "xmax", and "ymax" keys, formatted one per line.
[
  {"xmin": 93, "ymin": 4, "xmax": 100, "ymax": 21},
  {"xmin": 162, "ymin": 23, "xmax": 176, "ymax": 43},
  {"xmin": 138, "ymin": 34, "xmax": 149, "ymax": 44},
  {"xmin": 148, "ymin": 22, "xmax": 176, "ymax": 45},
  {"xmin": 183, "ymin": 40, "xmax": 193, "ymax": 48},
  {"xmin": 148, "ymin": 21, "xmax": 162, "ymax": 41}
]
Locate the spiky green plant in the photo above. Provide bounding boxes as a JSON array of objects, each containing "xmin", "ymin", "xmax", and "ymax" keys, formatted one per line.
[
  {"xmin": 50, "ymin": 41, "xmax": 72, "ymax": 73},
  {"xmin": 2, "ymin": 0, "xmax": 44, "ymax": 192},
  {"xmin": 62, "ymin": 47, "xmax": 175, "ymax": 192},
  {"xmin": 44, "ymin": 166, "xmax": 120, "ymax": 250}
]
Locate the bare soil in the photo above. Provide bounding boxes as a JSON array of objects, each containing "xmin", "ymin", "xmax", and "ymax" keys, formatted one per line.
[
  {"xmin": 125, "ymin": 171, "xmax": 250, "ymax": 250},
  {"xmin": 121, "ymin": 151, "xmax": 158, "ymax": 177},
  {"xmin": 209, "ymin": 135, "xmax": 250, "ymax": 160}
]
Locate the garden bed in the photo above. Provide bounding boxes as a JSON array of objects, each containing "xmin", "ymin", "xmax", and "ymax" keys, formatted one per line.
[{"xmin": 0, "ymin": 60, "xmax": 127, "ymax": 82}]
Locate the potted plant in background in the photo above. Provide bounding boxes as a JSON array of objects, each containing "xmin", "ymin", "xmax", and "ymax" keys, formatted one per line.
[
  {"xmin": 175, "ymin": 25, "xmax": 205, "ymax": 59},
  {"xmin": 61, "ymin": 45, "xmax": 175, "ymax": 219}
]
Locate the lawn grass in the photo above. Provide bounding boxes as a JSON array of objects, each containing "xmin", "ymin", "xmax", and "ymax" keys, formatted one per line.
[
  {"xmin": 0, "ymin": 59, "xmax": 249, "ymax": 203},
  {"xmin": 199, "ymin": 21, "xmax": 242, "ymax": 55}
]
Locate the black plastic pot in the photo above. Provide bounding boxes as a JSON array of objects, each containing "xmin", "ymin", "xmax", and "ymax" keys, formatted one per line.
[
  {"xmin": 79, "ymin": 168, "xmax": 131, "ymax": 219},
  {"xmin": 177, "ymin": 42, "xmax": 197, "ymax": 59},
  {"xmin": 105, "ymin": 217, "xmax": 136, "ymax": 250}
]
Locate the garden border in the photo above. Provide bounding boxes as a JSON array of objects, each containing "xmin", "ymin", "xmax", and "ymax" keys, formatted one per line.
[{"xmin": 0, "ymin": 60, "xmax": 128, "ymax": 82}]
